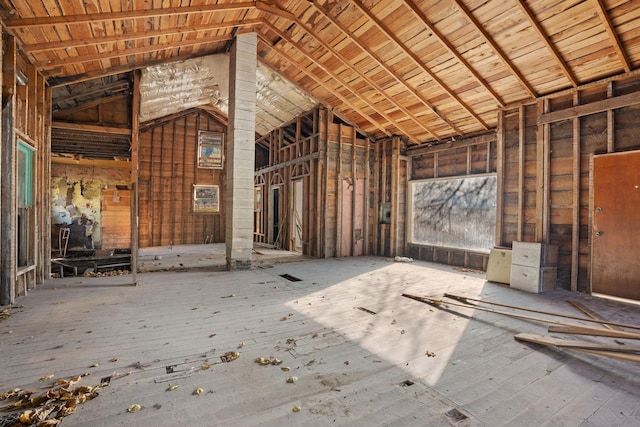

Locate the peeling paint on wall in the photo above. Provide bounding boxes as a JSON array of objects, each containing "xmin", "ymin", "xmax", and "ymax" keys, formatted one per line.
[
  {"xmin": 51, "ymin": 163, "xmax": 130, "ymax": 250},
  {"xmin": 51, "ymin": 178, "xmax": 102, "ymax": 248}
]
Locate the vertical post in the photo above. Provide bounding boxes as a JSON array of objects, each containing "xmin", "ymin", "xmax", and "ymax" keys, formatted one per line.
[
  {"xmin": 131, "ymin": 70, "xmax": 141, "ymax": 285},
  {"xmin": 495, "ymin": 109, "xmax": 505, "ymax": 247},
  {"xmin": 351, "ymin": 126, "xmax": 357, "ymax": 256},
  {"xmin": 390, "ymin": 136, "xmax": 399, "ymax": 257},
  {"xmin": 517, "ymin": 106, "xmax": 525, "ymax": 241},
  {"xmin": 535, "ymin": 99, "xmax": 547, "ymax": 243},
  {"xmin": 542, "ymin": 99, "xmax": 551, "ymax": 244},
  {"xmin": 364, "ymin": 137, "xmax": 370, "ymax": 255},
  {"xmin": 607, "ymin": 82, "xmax": 614, "ymax": 153},
  {"xmin": 1, "ymin": 33, "xmax": 17, "ymax": 305},
  {"xmin": 336, "ymin": 124, "xmax": 343, "ymax": 257},
  {"xmin": 43, "ymin": 83, "xmax": 52, "ymax": 281},
  {"xmin": 226, "ymin": 32, "xmax": 257, "ymax": 270},
  {"xmin": 571, "ymin": 92, "xmax": 581, "ymax": 292}
]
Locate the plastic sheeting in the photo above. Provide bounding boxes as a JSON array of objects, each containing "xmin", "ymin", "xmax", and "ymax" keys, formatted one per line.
[{"xmin": 139, "ymin": 54, "xmax": 317, "ymax": 135}]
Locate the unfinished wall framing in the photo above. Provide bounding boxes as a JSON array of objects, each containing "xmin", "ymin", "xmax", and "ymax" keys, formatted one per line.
[
  {"xmin": 138, "ymin": 108, "xmax": 226, "ymax": 247},
  {"xmin": 499, "ymin": 73, "xmax": 640, "ymax": 293},
  {"xmin": 254, "ymin": 106, "xmax": 373, "ymax": 258}
]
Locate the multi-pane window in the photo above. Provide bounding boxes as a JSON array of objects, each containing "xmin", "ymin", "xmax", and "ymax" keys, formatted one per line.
[{"xmin": 197, "ymin": 131, "xmax": 224, "ymax": 169}]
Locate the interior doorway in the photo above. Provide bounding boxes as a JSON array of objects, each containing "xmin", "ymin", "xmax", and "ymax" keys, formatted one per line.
[
  {"xmin": 341, "ymin": 178, "xmax": 365, "ymax": 257},
  {"xmin": 270, "ymin": 186, "xmax": 281, "ymax": 247},
  {"xmin": 292, "ymin": 180, "xmax": 303, "ymax": 253},
  {"xmin": 591, "ymin": 150, "xmax": 640, "ymax": 301}
]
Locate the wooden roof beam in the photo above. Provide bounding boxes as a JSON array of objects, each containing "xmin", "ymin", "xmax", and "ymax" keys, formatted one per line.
[
  {"xmin": 592, "ymin": 0, "xmax": 631, "ymax": 73},
  {"xmin": 311, "ymin": 0, "xmax": 462, "ymax": 136},
  {"xmin": 403, "ymin": 0, "xmax": 505, "ymax": 108},
  {"xmin": 260, "ymin": 29, "xmax": 423, "ymax": 142},
  {"xmin": 53, "ymin": 80, "xmax": 129, "ymax": 104},
  {"xmin": 350, "ymin": 0, "xmax": 487, "ymax": 130},
  {"xmin": 271, "ymin": 19, "xmax": 441, "ymax": 140},
  {"xmin": 514, "ymin": 0, "xmax": 578, "ymax": 87},
  {"xmin": 53, "ymin": 93, "xmax": 129, "ymax": 114},
  {"xmin": 22, "ymin": 19, "xmax": 262, "ymax": 54},
  {"xmin": 257, "ymin": 36, "xmax": 393, "ymax": 139},
  {"xmin": 451, "ymin": 0, "xmax": 537, "ymax": 100},
  {"xmin": 3, "ymin": 2, "xmax": 292, "ymax": 28},
  {"xmin": 35, "ymin": 34, "xmax": 232, "ymax": 70},
  {"xmin": 52, "ymin": 121, "xmax": 131, "ymax": 135}
]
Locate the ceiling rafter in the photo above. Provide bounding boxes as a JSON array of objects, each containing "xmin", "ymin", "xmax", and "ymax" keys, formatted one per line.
[
  {"xmin": 271, "ymin": 18, "xmax": 441, "ymax": 140},
  {"xmin": 311, "ymin": 0, "xmax": 462, "ymax": 136},
  {"xmin": 403, "ymin": 0, "xmax": 505, "ymax": 108},
  {"xmin": 21, "ymin": 19, "xmax": 262, "ymax": 53},
  {"xmin": 2, "ymin": 2, "xmax": 291, "ymax": 28},
  {"xmin": 404, "ymin": 0, "xmax": 505, "ymax": 107},
  {"xmin": 514, "ymin": 0, "xmax": 578, "ymax": 88},
  {"xmin": 53, "ymin": 93, "xmax": 129, "ymax": 114},
  {"xmin": 592, "ymin": 0, "xmax": 631, "ymax": 73},
  {"xmin": 451, "ymin": 0, "xmax": 537, "ymax": 100},
  {"xmin": 261, "ymin": 25, "xmax": 425, "ymax": 142},
  {"xmin": 34, "ymin": 34, "xmax": 232, "ymax": 70},
  {"xmin": 53, "ymin": 80, "xmax": 130, "ymax": 104},
  {"xmin": 259, "ymin": 58, "xmax": 372, "ymax": 140},
  {"xmin": 349, "ymin": 0, "xmax": 488, "ymax": 131},
  {"xmin": 257, "ymin": 35, "xmax": 392, "ymax": 138}
]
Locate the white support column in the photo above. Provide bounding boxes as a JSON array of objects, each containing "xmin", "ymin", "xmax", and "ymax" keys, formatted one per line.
[{"xmin": 226, "ymin": 33, "xmax": 257, "ymax": 270}]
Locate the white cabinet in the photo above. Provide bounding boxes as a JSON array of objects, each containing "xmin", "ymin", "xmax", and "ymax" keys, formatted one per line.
[{"xmin": 510, "ymin": 242, "xmax": 558, "ymax": 293}]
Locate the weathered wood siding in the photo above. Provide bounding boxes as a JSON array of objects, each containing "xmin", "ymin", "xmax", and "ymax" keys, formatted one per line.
[
  {"xmin": 138, "ymin": 109, "xmax": 226, "ymax": 247},
  {"xmin": 407, "ymin": 134, "xmax": 497, "ymax": 271},
  {"xmin": 500, "ymin": 74, "xmax": 640, "ymax": 292}
]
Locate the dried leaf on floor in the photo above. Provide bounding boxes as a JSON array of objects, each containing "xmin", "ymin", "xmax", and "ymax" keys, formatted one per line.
[
  {"xmin": 39, "ymin": 375, "xmax": 55, "ymax": 382},
  {"xmin": 292, "ymin": 406, "xmax": 301, "ymax": 412},
  {"xmin": 127, "ymin": 404, "xmax": 143, "ymax": 413},
  {"xmin": 286, "ymin": 376, "xmax": 298, "ymax": 384},
  {"xmin": 166, "ymin": 384, "xmax": 179, "ymax": 391},
  {"xmin": 193, "ymin": 388, "xmax": 204, "ymax": 395},
  {"xmin": 220, "ymin": 351, "xmax": 240, "ymax": 362}
]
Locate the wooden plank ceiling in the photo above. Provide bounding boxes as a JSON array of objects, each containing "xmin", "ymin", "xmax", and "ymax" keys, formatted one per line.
[{"xmin": 1, "ymin": 0, "xmax": 638, "ymax": 146}]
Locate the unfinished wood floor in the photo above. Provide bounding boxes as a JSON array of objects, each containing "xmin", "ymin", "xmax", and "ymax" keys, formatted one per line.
[{"xmin": 1, "ymin": 256, "xmax": 639, "ymax": 426}]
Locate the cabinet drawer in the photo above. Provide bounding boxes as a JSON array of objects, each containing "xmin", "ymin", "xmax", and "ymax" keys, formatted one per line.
[
  {"xmin": 512, "ymin": 241, "xmax": 542, "ymax": 267},
  {"xmin": 510, "ymin": 264, "xmax": 540, "ymax": 293}
]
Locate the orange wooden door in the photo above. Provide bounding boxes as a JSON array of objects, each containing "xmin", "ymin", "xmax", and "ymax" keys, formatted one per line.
[{"xmin": 592, "ymin": 151, "xmax": 640, "ymax": 301}]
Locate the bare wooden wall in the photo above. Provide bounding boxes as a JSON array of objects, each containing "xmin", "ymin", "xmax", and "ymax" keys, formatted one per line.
[
  {"xmin": 406, "ymin": 133, "xmax": 497, "ymax": 270},
  {"xmin": 1, "ymin": 32, "xmax": 49, "ymax": 304},
  {"xmin": 254, "ymin": 106, "xmax": 371, "ymax": 258},
  {"xmin": 138, "ymin": 109, "xmax": 226, "ymax": 247},
  {"xmin": 499, "ymin": 74, "xmax": 640, "ymax": 292}
]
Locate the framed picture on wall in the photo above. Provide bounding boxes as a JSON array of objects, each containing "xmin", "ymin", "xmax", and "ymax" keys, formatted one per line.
[
  {"xmin": 197, "ymin": 131, "xmax": 224, "ymax": 169},
  {"xmin": 193, "ymin": 185, "xmax": 220, "ymax": 214}
]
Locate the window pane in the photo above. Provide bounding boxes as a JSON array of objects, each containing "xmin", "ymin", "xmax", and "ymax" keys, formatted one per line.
[{"xmin": 411, "ymin": 175, "xmax": 496, "ymax": 251}]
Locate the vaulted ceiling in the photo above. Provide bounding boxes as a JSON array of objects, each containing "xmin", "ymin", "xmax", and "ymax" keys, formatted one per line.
[{"xmin": 2, "ymin": 0, "xmax": 639, "ymax": 145}]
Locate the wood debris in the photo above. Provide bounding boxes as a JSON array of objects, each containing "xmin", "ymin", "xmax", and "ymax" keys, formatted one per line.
[{"xmin": 0, "ymin": 375, "xmax": 102, "ymax": 425}]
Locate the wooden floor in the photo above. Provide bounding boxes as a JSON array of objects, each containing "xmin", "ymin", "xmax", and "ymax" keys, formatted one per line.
[{"xmin": 1, "ymin": 256, "xmax": 639, "ymax": 426}]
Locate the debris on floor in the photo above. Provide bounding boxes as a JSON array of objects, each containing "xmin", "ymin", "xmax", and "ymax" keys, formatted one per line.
[
  {"xmin": 83, "ymin": 269, "xmax": 130, "ymax": 277},
  {"xmin": 220, "ymin": 351, "xmax": 240, "ymax": 363},
  {"xmin": 403, "ymin": 292, "xmax": 640, "ymax": 362},
  {"xmin": 0, "ymin": 374, "xmax": 102, "ymax": 426}
]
